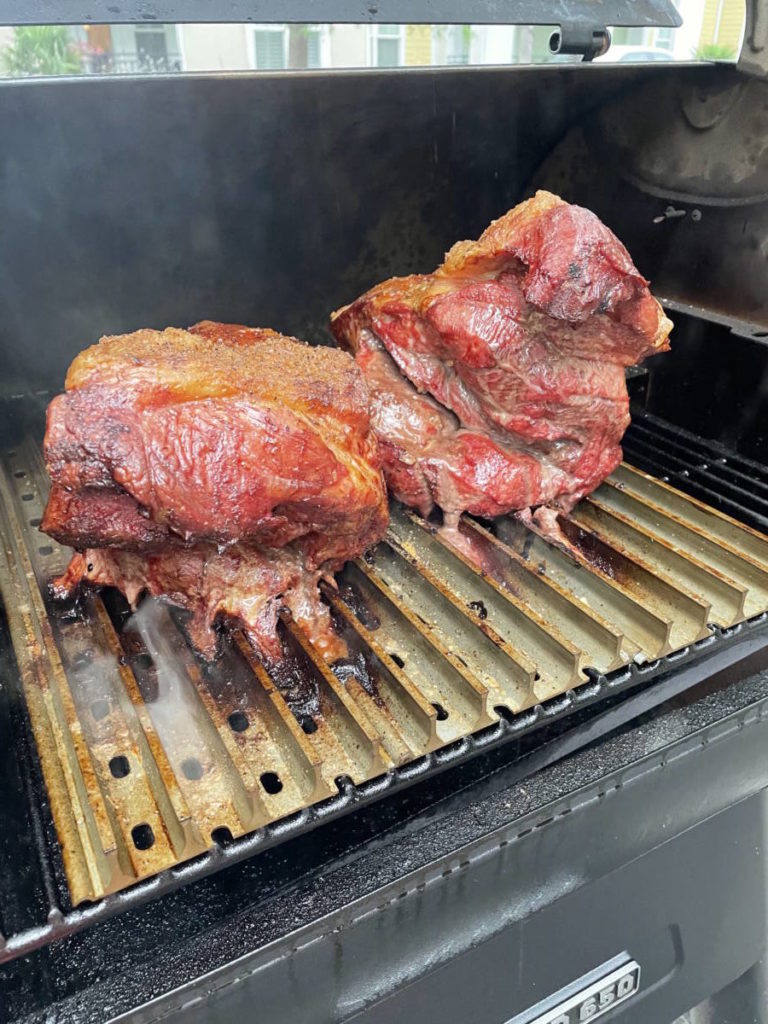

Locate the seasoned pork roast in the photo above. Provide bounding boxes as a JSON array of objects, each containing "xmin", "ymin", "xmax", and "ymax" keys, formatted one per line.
[
  {"xmin": 42, "ymin": 323, "xmax": 388, "ymax": 661},
  {"xmin": 331, "ymin": 191, "xmax": 672, "ymax": 527}
]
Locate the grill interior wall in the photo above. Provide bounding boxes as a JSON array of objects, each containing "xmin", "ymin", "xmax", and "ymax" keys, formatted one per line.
[
  {"xmin": 0, "ymin": 62, "xmax": 722, "ymax": 396},
  {"xmin": 624, "ymin": 311, "xmax": 768, "ymax": 466},
  {"xmin": 3, "ymin": 66, "xmax": 766, "ymax": 471}
]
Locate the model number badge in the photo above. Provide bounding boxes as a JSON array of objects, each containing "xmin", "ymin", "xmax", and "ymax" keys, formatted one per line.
[{"xmin": 511, "ymin": 958, "xmax": 641, "ymax": 1024}]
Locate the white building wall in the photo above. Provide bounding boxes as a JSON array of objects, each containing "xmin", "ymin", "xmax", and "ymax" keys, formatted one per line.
[
  {"xmin": 470, "ymin": 26, "xmax": 517, "ymax": 64},
  {"xmin": 180, "ymin": 25, "xmax": 250, "ymax": 71},
  {"xmin": 329, "ymin": 24, "xmax": 368, "ymax": 67},
  {"xmin": 671, "ymin": 0, "xmax": 707, "ymax": 58}
]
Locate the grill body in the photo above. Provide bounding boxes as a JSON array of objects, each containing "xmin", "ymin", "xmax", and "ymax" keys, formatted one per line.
[{"xmin": 0, "ymin": 58, "xmax": 767, "ymax": 1023}]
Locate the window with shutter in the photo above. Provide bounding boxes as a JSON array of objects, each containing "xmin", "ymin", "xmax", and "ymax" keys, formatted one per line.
[
  {"xmin": 446, "ymin": 26, "xmax": 470, "ymax": 64},
  {"xmin": 372, "ymin": 24, "xmax": 403, "ymax": 67},
  {"xmin": 306, "ymin": 29, "xmax": 321, "ymax": 68},
  {"xmin": 253, "ymin": 29, "xmax": 286, "ymax": 69}
]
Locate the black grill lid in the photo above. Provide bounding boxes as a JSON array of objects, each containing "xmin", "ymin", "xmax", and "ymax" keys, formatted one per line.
[{"xmin": 0, "ymin": 0, "xmax": 681, "ymax": 27}]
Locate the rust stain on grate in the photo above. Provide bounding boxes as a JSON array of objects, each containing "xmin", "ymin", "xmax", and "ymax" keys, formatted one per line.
[{"xmin": 1, "ymin": 438, "xmax": 767, "ymax": 904}]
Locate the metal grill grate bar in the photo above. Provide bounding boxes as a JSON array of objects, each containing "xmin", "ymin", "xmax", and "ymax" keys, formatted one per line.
[
  {"xmin": 1, "ymin": 435, "xmax": 768, "ymax": 904},
  {"xmin": 610, "ymin": 464, "xmax": 768, "ymax": 573},
  {"xmin": 496, "ymin": 517, "xmax": 685, "ymax": 658},
  {"xmin": 0, "ymin": 462, "xmax": 119, "ymax": 902},
  {"xmin": 623, "ymin": 416, "xmax": 768, "ymax": 532},
  {"xmin": 354, "ymin": 538, "xmax": 538, "ymax": 711},
  {"xmin": 628, "ymin": 420, "xmax": 768, "ymax": 497},
  {"xmin": 281, "ymin": 616, "xmax": 396, "ymax": 778},
  {"xmin": 346, "ymin": 561, "xmax": 493, "ymax": 727},
  {"xmin": 423, "ymin": 515, "xmax": 628, "ymax": 674},
  {"xmin": 572, "ymin": 500, "xmax": 749, "ymax": 626},
  {"xmin": 387, "ymin": 508, "xmax": 586, "ymax": 700}
]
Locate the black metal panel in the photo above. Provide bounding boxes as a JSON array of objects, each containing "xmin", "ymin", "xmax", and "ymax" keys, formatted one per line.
[
  {"xmin": 627, "ymin": 307, "xmax": 768, "ymax": 476},
  {"xmin": 0, "ymin": 64, "xmax": 700, "ymax": 396},
  {"xmin": 0, "ymin": 0, "xmax": 682, "ymax": 26},
  {"xmin": 154, "ymin": 797, "xmax": 765, "ymax": 1024},
  {"xmin": 3, "ymin": 657, "xmax": 766, "ymax": 1024}
]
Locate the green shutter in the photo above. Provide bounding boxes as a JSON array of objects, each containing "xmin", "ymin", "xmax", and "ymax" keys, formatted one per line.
[
  {"xmin": 307, "ymin": 30, "xmax": 321, "ymax": 68},
  {"xmin": 254, "ymin": 30, "xmax": 285, "ymax": 69}
]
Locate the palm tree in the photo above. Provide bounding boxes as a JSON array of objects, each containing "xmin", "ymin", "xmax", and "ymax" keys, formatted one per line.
[{"xmin": 2, "ymin": 26, "xmax": 82, "ymax": 77}]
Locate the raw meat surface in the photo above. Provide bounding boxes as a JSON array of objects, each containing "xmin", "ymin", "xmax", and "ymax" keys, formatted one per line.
[
  {"xmin": 43, "ymin": 323, "xmax": 388, "ymax": 661},
  {"xmin": 332, "ymin": 191, "xmax": 672, "ymax": 523}
]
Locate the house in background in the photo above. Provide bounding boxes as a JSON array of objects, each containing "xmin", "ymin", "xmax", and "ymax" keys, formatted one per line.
[
  {"xmin": 73, "ymin": 22, "xmax": 182, "ymax": 73},
  {"xmin": 698, "ymin": 0, "xmax": 745, "ymax": 54},
  {"xmin": 0, "ymin": 2, "xmax": 748, "ymax": 77}
]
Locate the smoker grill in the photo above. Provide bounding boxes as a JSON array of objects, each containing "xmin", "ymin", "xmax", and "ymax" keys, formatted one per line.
[
  {"xmin": 2, "ymin": 428, "xmax": 768, "ymax": 909},
  {"xmin": 1, "ymin": 3, "xmax": 768, "ymax": 1021}
]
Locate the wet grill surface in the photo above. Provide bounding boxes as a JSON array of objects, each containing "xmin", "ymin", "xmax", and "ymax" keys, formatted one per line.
[{"xmin": 1, "ymin": 419, "xmax": 767, "ymax": 924}]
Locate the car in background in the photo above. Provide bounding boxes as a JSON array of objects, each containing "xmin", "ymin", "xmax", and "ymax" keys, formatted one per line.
[{"xmin": 595, "ymin": 44, "xmax": 674, "ymax": 62}]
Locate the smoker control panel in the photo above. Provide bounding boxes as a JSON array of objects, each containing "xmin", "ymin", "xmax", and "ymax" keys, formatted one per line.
[{"xmin": 508, "ymin": 956, "xmax": 641, "ymax": 1024}]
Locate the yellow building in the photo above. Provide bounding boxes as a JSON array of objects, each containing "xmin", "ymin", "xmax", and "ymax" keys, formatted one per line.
[
  {"xmin": 698, "ymin": 0, "xmax": 744, "ymax": 54},
  {"xmin": 405, "ymin": 25, "xmax": 432, "ymax": 65}
]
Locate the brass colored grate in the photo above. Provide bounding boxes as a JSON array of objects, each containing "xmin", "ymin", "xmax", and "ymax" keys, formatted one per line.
[{"xmin": 1, "ymin": 437, "xmax": 767, "ymax": 904}]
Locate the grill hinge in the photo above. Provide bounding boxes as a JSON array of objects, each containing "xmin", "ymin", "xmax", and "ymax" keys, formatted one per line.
[
  {"xmin": 740, "ymin": 0, "xmax": 768, "ymax": 78},
  {"xmin": 549, "ymin": 23, "xmax": 612, "ymax": 62}
]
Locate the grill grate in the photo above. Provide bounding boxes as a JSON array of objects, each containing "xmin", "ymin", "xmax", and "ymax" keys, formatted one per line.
[
  {"xmin": 623, "ymin": 413, "xmax": 768, "ymax": 534},
  {"xmin": 1, "ymin": 423, "xmax": 767, "ymax": 916}
]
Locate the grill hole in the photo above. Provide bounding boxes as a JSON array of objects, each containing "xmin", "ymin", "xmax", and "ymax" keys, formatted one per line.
[
  {"xmin": 131, "ymin": 823, "xmax": 155, "ymax": 850},
  {"xmin": 298, "ymin": 714, "xmax": 318, "ymax": 734},
  {"xmin": 335, "ymin": 773, "xmax": 353, "ymax": 793},
  {"xmin": 139, "ymin": 676, "xmax": 160, "ymax": 703},
  {"xmin": 21, "ymin": 493, "xmax": 33, "ymax": 502},
  {"xmin": 260, "ymin": 771, "xmax": 283, "ymax": 794},
  {"xmin": 534, "ymin": 672, "xmax": 541, "ymax": 681},
  {"xmin": 91, "ymin": 699, "xmax": 110, "ymax": 720},
  {"xmin": 13, "ymin": 470, "xmax": 25, "ymax": 479},
  {"xmin": 38, "ymin": 545, "xmax": 53, "ymax": 556},
  {"xmin": 30, "ymin": 517, "xmax": 41, "ymax": 527},
  {"xmin": 227, "ymin": 711, "xmax": 249, "ymax": 733},
  {"xmin": 181, "ymin": 757, "xmax": 204, "ymax": 781},
  {"xmin": 109, "ymin": 755, "xmax": 130, "ymax": 779},
  {"xmin": 431, "ymin": 701, "xmax": 449, "ymax": 721},
  {"xmin": 388, "ymin": 651, "xmax": 405, "ymax": 668},
  {"xmin": 211, "ymin": 827, "xmax": 234, "ymax": 847},
  {"xmin": 132, "ymin": 653, "xmax": 153, "ymax": 671}
]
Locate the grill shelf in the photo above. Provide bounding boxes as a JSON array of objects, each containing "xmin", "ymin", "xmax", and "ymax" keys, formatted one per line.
[{"xmin": 0, "ymin": 413, "xmax": 767, "ymax": 962}]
